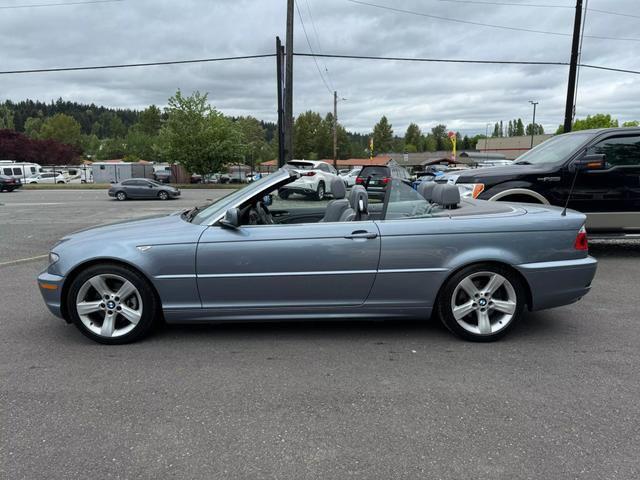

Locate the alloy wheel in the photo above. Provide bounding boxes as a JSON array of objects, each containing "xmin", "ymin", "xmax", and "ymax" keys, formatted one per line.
[
  {"xmin": 159, "ymin": 191, "xmax": 169, "ymax": 200},
  {"xmin": 450, "ymin": 271, "xmax": 517, "ymax": 335},
  {"xmin": 75, "ymin": 273, "xmax": 143, "ymax": 338},
  {"xmin": 117, "ymin": 192, "xmax": 126, "ymax": 201}
]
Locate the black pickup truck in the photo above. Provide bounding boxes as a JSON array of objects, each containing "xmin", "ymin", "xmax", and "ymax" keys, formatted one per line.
[{"xmin": 449, "ymin": 128, "xmax": 640, "ymax": 236}]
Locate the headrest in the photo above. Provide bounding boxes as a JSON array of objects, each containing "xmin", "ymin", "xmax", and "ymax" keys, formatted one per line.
[
  {"xmin": 349, "ymin": 185, "xmax": 368, "ymax": 212},
  {"xmin": 331, "ymin": 177, "xmax": 346, "ymax": 199},
  {"xmin": 417, "ymin": 181, "xmax": 437, "ymax": 202},
  {"xmin": 432, "ymin": 183, "xmax": 460, "ymax": 208}
]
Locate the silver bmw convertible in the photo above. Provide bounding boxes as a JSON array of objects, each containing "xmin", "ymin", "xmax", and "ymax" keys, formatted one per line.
[{"xmin": 38, "ymin": 168, "xmax": 597, "ymax": 344}]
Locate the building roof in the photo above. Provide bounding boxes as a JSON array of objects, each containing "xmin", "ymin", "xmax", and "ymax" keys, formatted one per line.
[{"xmin": 261, "ymin": 156, "xmax": 393, "ymax": 168}]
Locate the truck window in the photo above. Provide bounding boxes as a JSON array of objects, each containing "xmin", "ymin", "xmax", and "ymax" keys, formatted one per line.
[
  {"xmin": 3, "ymin": 168, "xmax": 11, "ymax": 175},
  {"xmin": 589, "ymin": 135, "xmax": 640, "ymax": 167}
]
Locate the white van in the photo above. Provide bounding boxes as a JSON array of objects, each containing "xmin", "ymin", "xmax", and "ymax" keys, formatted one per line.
[{"xmin": 0, "ymin": 161, "xmax": 43, "ymax": 180}]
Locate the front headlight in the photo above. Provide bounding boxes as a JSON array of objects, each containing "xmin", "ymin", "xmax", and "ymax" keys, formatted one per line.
[
  {"xmin": 49, "ymin": 252, "xmax": 60, "ymax": 265},
  {"xmin": 456, "ymin": 183, "xmax": 485, "ymax": 199}
]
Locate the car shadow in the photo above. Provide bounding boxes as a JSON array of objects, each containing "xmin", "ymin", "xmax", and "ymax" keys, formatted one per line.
[{"xmin": 589, "ymin": 240, "xmax": 640, "ymax": 258}]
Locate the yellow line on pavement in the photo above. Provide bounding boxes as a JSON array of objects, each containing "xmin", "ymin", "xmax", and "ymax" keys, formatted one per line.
[{"xmin": 0, "ymin": 254, "xmax": 48, "ymax": 267}]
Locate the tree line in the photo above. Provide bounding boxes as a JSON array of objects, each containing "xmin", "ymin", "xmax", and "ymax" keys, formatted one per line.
[{"xmin": 490, "ymin": 119, "xmax": 544, "ymax": 138}]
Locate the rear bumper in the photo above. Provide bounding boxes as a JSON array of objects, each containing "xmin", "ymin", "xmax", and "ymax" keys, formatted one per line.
[
  {"xmin": 516, "ymin": 256, "xmax": 597, "ymax": 311},
  {"xmin": 37, "ymin": 271, "xmax": 66, "ymax": 321}
]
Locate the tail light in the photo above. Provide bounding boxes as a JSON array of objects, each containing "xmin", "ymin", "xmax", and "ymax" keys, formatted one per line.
[
  {"xmin": 301, "ymin": 171, "xmax": 316, "ymax": 177},
  {"xmin": 381, "ymin": 177, "xmax": 391, "ymax": 185},
  {"xmin": 574, "ymin": 225, "xmax": 588, "ymax": 251},
  {"xmin": 355, "ymin": 176, "xmax": 364, "ymax": 184}
]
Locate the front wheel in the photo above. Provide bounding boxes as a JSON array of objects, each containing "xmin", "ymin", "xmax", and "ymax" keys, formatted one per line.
[
  {"xmin": 57, "ymin": 181, "xmax": 65, "ymax": 184},
  {"xmin": 158, "ymin": 191, "xmax": 169, "ymax": 200},
  {"xmin": 436, "ymin": 263, "xmax": 526, "ymax": 342},
  {"xmin": 116, "ymin": 191, "xmax": 127, "ymax": 201},
  {"xmin": 67, "ymin": 264, "xmax": 159, "ymax": 344}
]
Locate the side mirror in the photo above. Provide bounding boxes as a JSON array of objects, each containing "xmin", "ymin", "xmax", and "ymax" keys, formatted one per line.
[
  {"xmin": 575, "ymin": 154, "xmax": 606, "ymax": 171},
  {"xmin": 219, "ymin": 207, "xmax": 240, "ymax": 230}
]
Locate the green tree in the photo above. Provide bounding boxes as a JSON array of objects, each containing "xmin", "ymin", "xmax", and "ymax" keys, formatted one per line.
[
  {"xmin": 237, "ymin": 116, "xmax": 268, "ymax": 166},
  {"xmin": 516, "ymin": 118, "xmax": 525, "ymax": 136},
  {"xmin": 80, "ymin": 134, "xmax": 101, "ymax": 158},
  {"xmin": 96, "ymin": 138, "xmax": 127, "ymax": 160},
  {"xmin": 125, "ymin": 129, "xmax": 160, "ymax": 161},
  {"xmin": 158, "ymin": 90, "xmax": 244, "ymax": 176},
  {"xmin": 557, "ymin": 113, "xmax": 619, "ymax": 133},
  {"xmin": 623, "ymin": 120, "xmax": 639, "ymax": 127},
  {"xmin": 137, "ymin": 105, "xmax": 162, "ymax": 135},
  {"xmin": 293, "ymin": 111, "xmax": 322, "ymax": 159},
  {"xmin": 372, "ymin": 116, "xmax": 394, "ymax": 153},
  {"xmin": 507, "ymin": 120, "xmax": 513, "ymax": 137},
  {"xmin": 0, "ymin": 105, "xmax": 15, "ymax": 130},
  {"xmin": 39, "ymin": 113, "xmax": 82, "ymax": 147},
  {"xmin": 24, "ymin": 116, "xmax": 44, "ymax": 138},
  {"xmin": 430, "ymin": 124, "xmax": 448, "ymax": 150},
  {"xmin": 492, "ymin": 122, "xmax": 500, "ymax": 138},
  {"xmin": 423, "ymin": 134, "xmax": 437, "ymax": 152},
  {"xmin": 404, "ymin": 123, "xmax": 422, "ymax": 150}
]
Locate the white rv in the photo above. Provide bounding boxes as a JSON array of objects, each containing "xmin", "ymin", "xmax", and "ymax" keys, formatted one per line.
[{"xmin": 0, "ymin": 161, "xmax": 43, "ymax": 180}]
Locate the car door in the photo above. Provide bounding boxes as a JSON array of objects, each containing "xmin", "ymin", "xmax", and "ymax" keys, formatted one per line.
[
  {"xmin": 573, "ymin": 133, "xmax": 640, "ymax": 230},
  {"xmin": 196, "ymin": 221, "xmax": 381, "ymax": 309},
  {"xmin": 127, "ymin": 180, "xmax": 147, "ymax": 198}
]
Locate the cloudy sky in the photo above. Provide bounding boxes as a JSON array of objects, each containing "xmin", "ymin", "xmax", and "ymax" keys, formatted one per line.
[{"xmin": 0, "ymin": 0, "xmax": 638, "ymax": 135}]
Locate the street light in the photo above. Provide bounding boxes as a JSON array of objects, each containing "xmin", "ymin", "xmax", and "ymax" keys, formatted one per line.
[{"xmin": 529, "ymin": 101, "xmax": 539, "ymax": 149}]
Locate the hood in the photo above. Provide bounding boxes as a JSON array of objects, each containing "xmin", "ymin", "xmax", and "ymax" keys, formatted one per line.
[
  {"xmin": 452, "ymin": 163, "xmax": 551, "ymax": 183},
  {"xmin": 58, "ymin": 213, "xmax": 206, "ymax": 247}
]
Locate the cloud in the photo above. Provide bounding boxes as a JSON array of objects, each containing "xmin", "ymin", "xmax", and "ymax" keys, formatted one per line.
[{"xmin": 0, "ymin": 0, "xmax": 638, "ymax": 135}]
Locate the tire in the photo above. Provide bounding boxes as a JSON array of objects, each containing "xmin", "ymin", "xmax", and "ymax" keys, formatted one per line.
[
  {"xmin": 116, "ymin": 191, "xmax": 127, "ymax": 201},
  {"xmin": 278, "ymin": 189, "xmax": 290, "ymax": 200},
  {"xmin": 67, "ymin": 263, "xmax": 159, "ymax": 344},
  {"xmin": 158, "ymin": 191, "xmax": 169, "ymax": 200},
  {"xmin": 436, "ymin": 263, "xmax": 526, "ymax": 342},
  {"xmin": 57, "ymin": 181, "xmax": 65, "ymax": 184},
  {"xmin": 315, "ymin": 181, "xmax": 325, "ymax": 201}
]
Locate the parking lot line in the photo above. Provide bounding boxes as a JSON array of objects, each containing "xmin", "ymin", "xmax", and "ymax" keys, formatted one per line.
[{"xmin": 0, "ymin": 254, "xmax": 48, "ymax": 267}]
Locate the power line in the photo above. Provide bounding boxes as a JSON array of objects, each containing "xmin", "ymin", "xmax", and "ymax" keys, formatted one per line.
[
  {"xmin": 294, "ymin": 0, "xmax": 333, "ymax": 94},
  {"xmin": 0, "ymin": 51, "xmax": 637, "ymax": 76},
  {"xmin": 409, "ymin": 0, "xmax": 640, "ymax": 20},
  {"xmin": 345, "ymin": 0, "xmax": 640, "ymax": 42},
  {"xmin": 0, "ymin": 54, "xmax": 275, "ymax": 75},
  {"xmin": 0, "ymin": 0, "xmax": 122, "ymax": 9},
  {"xmin": 304, "ymin": 0, "xmax": 335, "ymax": 91}
]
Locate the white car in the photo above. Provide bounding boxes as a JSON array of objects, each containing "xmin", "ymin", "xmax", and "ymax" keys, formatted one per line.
[
  {"xmin": 340, "ymin": 167, "xmax": 362, "ymax": 187},
  {"xmin": 280, "ymin": 160, "xmax": 341, "ymax": 200},
  {"xmin": 25, "ymin": 173, "xmax": 67, "ymax": 184}
]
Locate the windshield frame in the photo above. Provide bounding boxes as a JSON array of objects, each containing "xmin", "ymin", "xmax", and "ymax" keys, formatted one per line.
[
  {"xmin": 190, "ymin": 169, "xmax": 294, "ymax": 225},
  {"xmin": 512, "ymin": 132, "xmax": 595, "ymax": 166}
]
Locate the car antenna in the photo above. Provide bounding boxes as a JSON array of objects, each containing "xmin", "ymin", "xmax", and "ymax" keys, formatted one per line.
[{"xmin": 562, "ymin": 148, "xmax": 586, "ymax": 217}]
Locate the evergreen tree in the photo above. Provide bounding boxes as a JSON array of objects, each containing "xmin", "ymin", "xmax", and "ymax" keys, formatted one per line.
[
  {"xmin": 516, "ymin": 118, "xmax": 525, "ymax": 136},
  {"xmin": 372, "ymin": 116, "xmax": 394, "ymax": 153}
]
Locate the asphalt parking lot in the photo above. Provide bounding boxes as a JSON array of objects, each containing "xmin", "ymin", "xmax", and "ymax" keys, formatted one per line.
[{"xmin": 1, "ymin": 189, "xmax": 639, "ymax": 479}]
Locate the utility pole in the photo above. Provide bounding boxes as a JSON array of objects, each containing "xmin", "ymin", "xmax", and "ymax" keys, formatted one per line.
[
  {"xmin": 276, "ymin": 37, "xmax": 285, "ymax": 167},
  {"xmin": 333, "ymin": 91, "xmax": 338, "ymax": 169},
  {"xmin": 284, "ymin": 0, "xmax": 295, "ymax": 163},
  {"xmin": 563, "ymin": 0, "xmax": 583, "ymax": 133},
  {"xmin": 529, "ymin": 100, "xmax": 539, "ymax": 148}
]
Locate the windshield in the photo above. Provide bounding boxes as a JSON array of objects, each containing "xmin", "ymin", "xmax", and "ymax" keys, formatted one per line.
[
  {"xmin": 513, "ymin": 132, "xmax": 594, "ymax": 165},
  {"xmin": 190, "ymin": 171, "xmax": 287, "ymax": 225}
]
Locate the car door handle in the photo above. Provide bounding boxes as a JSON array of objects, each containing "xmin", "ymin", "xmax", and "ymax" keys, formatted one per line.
[{"xmin": 345, "ymin": 230, "xmax": 378, "ymax": 240}]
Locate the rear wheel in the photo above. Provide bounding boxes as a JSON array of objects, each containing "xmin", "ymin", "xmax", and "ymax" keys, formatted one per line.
[
  {"xmin": 437, "ymin": 263, "xmax": 526, "ymax": 342},
  {"xmin": 67, "ymin": 264, "xmax": 158, "ymax": 344},
  {"xmin": 158, "ymin": 190, "xmax": 169, "ymax": 200},
  {"xmin": 315, "ymin": 181, "xmax": 325, "ymax": 201},
  {"xmin": 57, "ymin": 181, "xmax": 65, "ymax": 184},
  {"xmin": 116, "ymin": 191, "xmax": 127, "ymax": 201}
]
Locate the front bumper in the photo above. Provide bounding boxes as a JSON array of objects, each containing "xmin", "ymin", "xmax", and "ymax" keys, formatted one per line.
[
  {"xmin": 516, "ymin": 256, "xmax": 597, "ymax": 311},
  {"xmin": 37, "ymin": 271, "xmax": 66, "ymax": 321}
]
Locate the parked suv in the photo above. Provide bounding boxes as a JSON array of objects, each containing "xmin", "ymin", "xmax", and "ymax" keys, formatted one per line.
[
  {"xmin": 280, "ymin": 160, "xmax": 341, "ymax": 200},
  {"xmin": 25, "ymin": 173, "xmax": 67, "ymax": 184},
  {"xmin": 356, "ymin": 164, "xmax": 411, "ymax": 200},
  {"xmin": 449, "ymin": 128, "xmax": 640, "ymax": 235}
]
